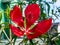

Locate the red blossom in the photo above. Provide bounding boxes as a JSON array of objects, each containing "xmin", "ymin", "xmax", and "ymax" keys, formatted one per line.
[
  {"xmin": 25, "ymin": 4, "xmax": 40, "ymax": 28},
  {"xmin": 10, "ymin": 4, "xmax": 52, "ymax": 40}
]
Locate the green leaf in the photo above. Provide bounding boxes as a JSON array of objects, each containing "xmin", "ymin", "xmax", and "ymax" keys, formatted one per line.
[
  {"xmin": 0, "ymin": 11, "xmax": 2, "ymax": 21},
  {"xmin": 41, "ymin": 13, "xmax": 47, "ymax": 19},
  {"xmin": 13, "ymin": 36, "xmax": 17, "ymax": 45},
  {"xmin": 29, "ymin": 40, "xmax": 34, "ymax": 45},
  {"xmin": 52, "ymin": 0, "xmax": 57, "ymax": 3},
  {"xmin": 52, "ymin": 9, "xmax": 54, "ymax": 14},
  {"xmin": 44, "ymin": 1, "xmax": 50, "ymax": 16},
  {"xmin": 39, "ymin": 0, "xmax": 42, "ymax": 2},
  {"xmin": 58, "ymin": 9, "xmax": 60, "ymax": 13},
  {"xmin": 4, "ymin": 5, "xmax": 10, "ymax": 19},
  {"xmin": 39, "ymin": 3, "xmax": 44, "ymax": 20}
]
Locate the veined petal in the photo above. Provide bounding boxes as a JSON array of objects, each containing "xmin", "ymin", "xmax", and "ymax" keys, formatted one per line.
[
  {"xmin": 9, "ymin": 24, "xmax": 24, "ymax": 37},
  {"xmin": 10, "ymin": 5, "xmax": 24, "ymax": 27},
  {"xmin": 26, "ymin": 18, "xmax": 52, "ymax": 40},
  {"xmin": 25, "ymin": 4, "xmax": 40, "ymax": 28}
]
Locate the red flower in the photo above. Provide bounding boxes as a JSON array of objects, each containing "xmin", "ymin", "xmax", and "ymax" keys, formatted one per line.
[{"xmin": 10, "ymin": 4, "xmax": 52, "ymax": 40}]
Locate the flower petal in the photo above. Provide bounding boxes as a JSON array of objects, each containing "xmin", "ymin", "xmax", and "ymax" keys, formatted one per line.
[
  {"xmin": 9, "ymin": 24, "xmax": 24, "ymax": 37},
  {"xmin": 10, "ymin": 5, "xmax": 24, "ymax": 27},
  {"xmin": 25, "ymin": 4, "xmax": 40, "ymax": 28},
  {"xmin": 26, "ymin": 28, "xmax": 41, "ymax": 40},
  {"xmin": 35, "ymin": 18, "xmax": 52, "ymax": 34},
  {"xmin": 26, "ymin": 18, "xmax": 52, "ymax": 40}
]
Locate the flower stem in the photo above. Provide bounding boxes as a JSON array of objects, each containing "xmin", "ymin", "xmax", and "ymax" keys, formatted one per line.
[
  {"xmin": 0, "ymin": 30, "xmax": 2, "ymax": 42},
  {"xmin": 9, "ymin": 29, "xmax": 12, "ymax": 45},
  {"xmin": 2, "ymin": 29, "xmax": 10, "ymax": 41},
  {"xmin": 29, "ymin": 40, "xmax": 34, "ymax": 45}
]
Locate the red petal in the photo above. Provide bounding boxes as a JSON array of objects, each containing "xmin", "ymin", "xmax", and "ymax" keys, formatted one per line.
[
  {"xmin": 26, "ymin": 18, "xmax": 52, "ymax": 40},
  {"xmin": 9, "ymin": 24, "xmax": 24, "ymax": 37},
  {"xmin": 35, "ymin": 18, "xmax": 52, "ymax": 34},
  {"xmin": 25, "ymin": 4, "xmax": 40, "ymax": 28},
  {"xmin": 26, "ymin": 28, "xmax": 41, "ymax": 40},
  {"xmin": 10, "ymin": 5, "xmax": 24, "ymax": 27}
]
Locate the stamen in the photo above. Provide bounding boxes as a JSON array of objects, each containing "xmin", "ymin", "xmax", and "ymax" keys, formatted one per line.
[
  {"xmin": 28, "ymin": 24, "xmax": 35, "ymax": 30},
  {"xmin": 28, "ymin": 21, "xmax": 38, "ymax": 30},
  {"xmin": 29, "ymin": 32, "xmax": 34, "ymax": 34},
  {"xmin": 24, "ymin": 17, "xmax": 26, "ymax": 28}
]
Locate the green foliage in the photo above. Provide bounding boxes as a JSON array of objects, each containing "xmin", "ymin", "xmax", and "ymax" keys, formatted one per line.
[
  {"xmin": 58, "ymin": 8, "xmax": 60, "ymax": 13},
  {"xmin": 41, "ymin": 13, "xmax": 47, "ymax": 19},
  {"xmin": 56, "ymin": 37, "xmax": 60, "ymax": 45},
  {"xmin": 52, "ymin": 0, "xmax": 57, "ymax": 3},
  {"xmin": 44, "ymin": 1, "xmax": 50, "ymax": 16},
  {"xmin": 0, "ymin": 11, "xmax": 2, "ymax": 21},
  {"xmin": 4, "ymin": 5, "xmax": 10, "ymax": 19}
]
